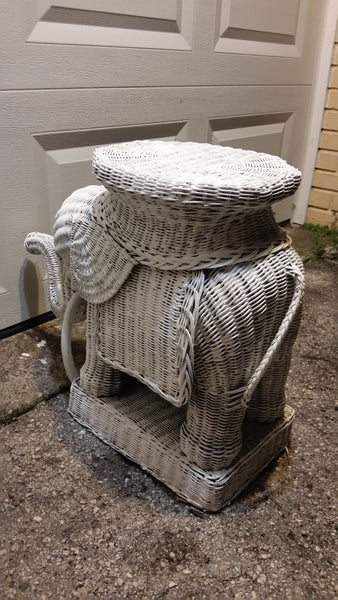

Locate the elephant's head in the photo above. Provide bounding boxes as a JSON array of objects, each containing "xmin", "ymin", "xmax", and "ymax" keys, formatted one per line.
[{"xmin": 25, "ymin": 185, "xmax": 135, "ymax": 318}]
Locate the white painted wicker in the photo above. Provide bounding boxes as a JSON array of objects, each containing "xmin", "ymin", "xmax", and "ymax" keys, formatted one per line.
[
  {"xmin": 93, "ymin": 140, "xmax": 300, "ymax": 210},
  {"xmin": 25, "ymin": 140, "xmax": 304, "ymax": 511},
  {"xmin": 69, "ymin": 380, "xmax": 295, "ymax": 512},
  {"xmin": 92, "ymin": 140, "xmax": 301, "ymax": 270}
]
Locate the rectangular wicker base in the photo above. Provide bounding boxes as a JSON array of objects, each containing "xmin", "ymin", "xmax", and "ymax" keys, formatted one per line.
[{"xmin": 69, "ymin": 380, "xmax": 294, "ymax": 512}]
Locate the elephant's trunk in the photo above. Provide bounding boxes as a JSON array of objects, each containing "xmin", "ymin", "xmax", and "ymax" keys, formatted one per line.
[{"xmin": 24, "ymin": 232, "xmax": 65, "ymax": 318}]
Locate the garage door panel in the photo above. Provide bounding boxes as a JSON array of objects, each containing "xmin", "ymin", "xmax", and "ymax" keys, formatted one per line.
[
  {"xmin": 3, "ymin": 86, "xmax": 308, "ymax": 129},
  {"xmin": 0, "ymin": 0, "xmax": 322, "ymax": 89},
  {"xmin": 35, "ymin": 121, "xmax": 188, "ymax": 223},
  {"xmin": 224, "ymin": 0, "xmax": 300, "ymax": 36},
  {"xmin": 0, "ymin": 49, "xmax": 319, "ymax": 89},
  {"xmin": 1, "ymin": 256, "xmax": 50, "ymax": 328},
  {"xmin": 209, "ymin": 113, "xmax": 294, "ymax": 156},
  {"xmin": 214, "ymin": 0, "xmax": 317, "ymax": 58},
  {"xmin": 1, "ymin": 85, "xmax": 308, "ymax": 239},
  {"xmin": 28, "ymin": 0, "xmax": 193, "ymax": 50},
  {"xmin": 36, "ymin": 0, "xmax": 181, "ymax": 22}
]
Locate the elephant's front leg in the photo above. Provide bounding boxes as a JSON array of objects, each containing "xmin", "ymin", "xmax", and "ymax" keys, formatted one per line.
[
  {"xmin": 246, "ymin": 304, "xmax": 302, "ymax": 422},
  {"xmin": 179, "ymin": 288, "xmax": 248, "ymax": 470},
  {"xmin": 180, "ymin": 318, "xmax": 247, "ymax": 470},
  {"xmin": 79, "ymin": 304, "xmax": 123, "ymax": 397},
  {"xmin": 180, "ymin": 384, "xmax": 246, "ymax": 470}
]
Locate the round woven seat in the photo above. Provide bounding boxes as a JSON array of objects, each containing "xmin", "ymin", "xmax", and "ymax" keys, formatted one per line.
[
  {"xmin": 93, "ymin": 140, "xmax": 301, "ymax": 211},
  {"xmin": 90, "ymin": 140, "xmax": 300, "ymax": 270}
]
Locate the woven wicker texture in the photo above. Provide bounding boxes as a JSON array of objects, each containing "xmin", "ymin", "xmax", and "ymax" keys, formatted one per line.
[
  {"xmin": 180, "ymin": 249, "xmax": 303, "ymax": 469},
  {"xmin": 79, "ymin": 245, "xmax": 303, "ymax": 468},
  {"xmin": 25, "ymin": 140, "xmax": 305, "ymax": 508},
  {"xmin": 55, "ymin": 185, "xmax": 136, "ymax": 304},
  {"xmin": 90, "ymin": 186, "xmax": 289, "ymax": 270},
  {"xmin": 69, "ymin": 379, "xmax": 294, "ymax": 512},
  {"xmin": 92, "ymin": 141, "xmax": 301, "ymax": 270},
  {"xmin": 94, "ymin": 267, "xmax": 204, "ymax": 407},
  {"xmin": 93, "ymin": 140, "xmax": 301, "ymax": 209},
  {"xmin": 24, "ymin": 232, "xmax": 66, "ymax": 317}
]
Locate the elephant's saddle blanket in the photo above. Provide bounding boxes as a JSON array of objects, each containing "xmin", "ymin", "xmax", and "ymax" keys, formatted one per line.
[{"xmin": 95, "ymin": 266, "xmax": 205, "ymax": 407}]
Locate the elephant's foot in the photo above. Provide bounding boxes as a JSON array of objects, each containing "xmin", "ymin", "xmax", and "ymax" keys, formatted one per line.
[
  {"xmin": 180, "ymin": 390, "xmax": 246, "ymax": 470},
  {"xmin": 246, "ymin": 389, "xmax": 285, "ymax": 423},
  {"xmin": 246, "ymin": 356, "xmax": 288, "ymax": 422},
  {"xmin": 80, "ymin": 357, "xmax": 123, "ymax": 398}
]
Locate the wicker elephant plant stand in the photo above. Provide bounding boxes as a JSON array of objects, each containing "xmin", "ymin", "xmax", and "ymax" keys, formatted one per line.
[{"xmin": 25, "ymin": 140, "xmax": 304, "ymax": 512}]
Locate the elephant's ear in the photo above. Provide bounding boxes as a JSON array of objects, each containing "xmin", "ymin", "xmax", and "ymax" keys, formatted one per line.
[
  {"xmin": 54, "ymin": 185, "xmax": 106, "ymax": 259},
  {"xmin": 70, "ymin": 216, "xmax": 136, "ymax": 304}
]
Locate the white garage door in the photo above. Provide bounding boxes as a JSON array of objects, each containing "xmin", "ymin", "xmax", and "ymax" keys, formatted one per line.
[{"xmin": 0, "ymin": 0, "xmax": 324, "ymax": 329}]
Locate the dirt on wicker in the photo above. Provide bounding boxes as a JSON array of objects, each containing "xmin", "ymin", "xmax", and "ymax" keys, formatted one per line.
[{"xmin": 0, "ymin": 258, "xmax": 337, "ymax": 600}]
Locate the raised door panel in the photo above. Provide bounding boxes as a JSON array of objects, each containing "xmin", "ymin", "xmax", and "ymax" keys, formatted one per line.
[
  {"xmin": 0, "ymin": 0, "xmax": 323, "ymax": 89},
  {"xmin": 35, "ymin": 122, "xmax": 188, "ymax": 225},
  {"xmin": 0, "ymin": 0, "xmax": 196, "ymax": 91},
  {"xmin": 209, "ymin": 112, "xmax": 297, "ymax": 221},
  {"xmin": 209, "ymin": 113, "xmax": 294, "ymax": 155},
  {"xmin": 214, "ymin": 0, "xmax": 306, "ymax": 56},
  {"xmin": 28, "ymin": 0, "xmax": 193, "ymax": 49}
]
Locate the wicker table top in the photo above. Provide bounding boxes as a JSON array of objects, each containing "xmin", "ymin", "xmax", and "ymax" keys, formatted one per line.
[{"xmin": 93, "ymin": 140, "xmax": 301, "ymax": 208}]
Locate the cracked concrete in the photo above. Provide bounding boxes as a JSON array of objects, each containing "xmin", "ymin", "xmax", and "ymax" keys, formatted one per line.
[{"xmin": 0, "ymin": 320, "xmax": 86, "ymax": 423}]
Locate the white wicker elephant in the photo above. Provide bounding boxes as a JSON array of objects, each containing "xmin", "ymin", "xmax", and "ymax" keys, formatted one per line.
[{"xmin": 25, "ymin": 184, "xmax": 303, "ymax": 470}]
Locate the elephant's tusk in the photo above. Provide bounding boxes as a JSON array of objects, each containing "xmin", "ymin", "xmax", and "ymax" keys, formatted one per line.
[{"xmin": 61, "ymin": 292, "xmax": 82, "ymax": 382}]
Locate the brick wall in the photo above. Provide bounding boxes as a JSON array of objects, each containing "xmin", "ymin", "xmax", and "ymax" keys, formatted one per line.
[{"xmin": 307, "ymin": 26, "xmax": 338, "ymax": 229}]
